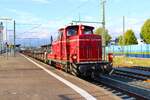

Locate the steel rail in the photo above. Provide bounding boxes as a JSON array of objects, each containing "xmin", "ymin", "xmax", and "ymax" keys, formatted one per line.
[{"xmin": 94, "ymin": 75, "xmax": 150, "ymax": 100}]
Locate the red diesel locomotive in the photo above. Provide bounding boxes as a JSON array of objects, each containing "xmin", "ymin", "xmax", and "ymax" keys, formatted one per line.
[
  {"xmin": 22, "ymin": 24, "xmax": 113, "ymax": 77},
  {"xmin": 46, "ymin": 24, "xmax": 113, "ymax": 77}
]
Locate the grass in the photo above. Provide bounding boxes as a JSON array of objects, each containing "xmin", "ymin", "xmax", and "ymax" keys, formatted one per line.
[{"xmin": 113, "ymin": 56, "xmax": 150, "ymax": 67}]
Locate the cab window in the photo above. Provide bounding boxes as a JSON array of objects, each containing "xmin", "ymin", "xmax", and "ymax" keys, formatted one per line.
[
  {"xmin": 83, "ymin": 26, "xmax": 93, "ymax": 35},
  {"xmin": 67, "ymin": 27, "xmax": 78, "ymax": 36},
  {"xmin": 57, "ymin": 31, "xmax": 63, "ymax": 40}
]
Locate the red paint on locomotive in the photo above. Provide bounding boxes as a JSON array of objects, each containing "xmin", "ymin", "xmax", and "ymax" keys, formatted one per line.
[{"xmin": 48, "ymin": 25, "xmax": 102, "ymax": 63}]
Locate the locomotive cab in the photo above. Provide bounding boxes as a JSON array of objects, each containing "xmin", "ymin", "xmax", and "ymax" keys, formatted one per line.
[{"xmin": 65, "ymin": 25, "xmax": 103, "ymax": 63}]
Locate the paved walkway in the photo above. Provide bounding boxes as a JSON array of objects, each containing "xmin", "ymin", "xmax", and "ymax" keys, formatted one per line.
[{"xmin": 0, "ymin": 54, "xmax": 84, "ymax": 100}]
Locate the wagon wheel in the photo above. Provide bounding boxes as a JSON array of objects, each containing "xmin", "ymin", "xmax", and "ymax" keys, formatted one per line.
[
  {"xmin": 64, "ymin": 64, "xmax": 69, "ymax": 73},
  {"xmin": 49, "ymin": 60, "xmax": 55, "ymax": 67},
  {"xmin": 44, "ymin": 58, "xmax": 48, "ymax": 64},
  {"xmin": 48, "ymin": 60, "xmax": 52, "ymax": 65}
]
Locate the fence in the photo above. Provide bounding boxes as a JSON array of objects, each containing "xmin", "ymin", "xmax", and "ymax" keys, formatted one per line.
[{"xmin": 106, "ymin": 44, "xmax": 150, "ymax": 58}]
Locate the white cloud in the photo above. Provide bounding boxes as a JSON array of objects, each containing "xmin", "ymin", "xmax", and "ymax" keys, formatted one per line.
[{"xmin": 7, "ymin": 9, "xmax": 53, "ymax": 39}]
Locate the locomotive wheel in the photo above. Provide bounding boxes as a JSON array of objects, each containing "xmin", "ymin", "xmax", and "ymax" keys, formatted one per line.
[{"xmin": 44, "ymin": 59, "xmax": 48, "ymax": 64}]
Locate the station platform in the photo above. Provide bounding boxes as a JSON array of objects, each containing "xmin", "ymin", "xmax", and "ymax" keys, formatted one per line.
[{"xmin": 0, "ymin": 53, "xmax": 121, "ymax": 100}]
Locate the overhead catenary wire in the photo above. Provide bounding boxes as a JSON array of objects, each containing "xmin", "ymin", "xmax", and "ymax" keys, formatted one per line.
[
  {"xmin": 16, "ymin": 24, "xmax": 42, "ymax": 34},
  {"xmin": 16, "ymin": 23, "xmax": 41, "ymax": 26}
]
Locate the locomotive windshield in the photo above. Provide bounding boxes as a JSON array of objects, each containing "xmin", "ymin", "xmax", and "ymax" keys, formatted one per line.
[
  {"xmin": 57, "ymin": 31, "xmax": 63, "ymax": 40},
  {"xmin": 82, "ymin": 26, "xmax": 93, "ymax": 35},
  {"xmin": 67, "ymin": 26, "xmax": 78, "ymax": 36}
]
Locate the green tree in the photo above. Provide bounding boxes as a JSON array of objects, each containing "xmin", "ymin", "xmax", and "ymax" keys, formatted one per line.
[
  {"xmin": 118, "ymin": 35, "xmax": 124, "ymax": 45},
  {"xmin": 140, "ymin": 19, "xmax": 150, "ymax": 44},
  {"xmin": 124, "ymin": 29, "xmax": 138, "ymax": 45},
  {"xmin": 95, "ymin": 27, "xmax": 111, "ymax": 46}
]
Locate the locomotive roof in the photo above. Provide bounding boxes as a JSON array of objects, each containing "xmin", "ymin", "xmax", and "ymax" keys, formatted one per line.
[
  {"xmin": 58, "ymin": 24, "xmax": 94, "ymax": 30},
  {"xmin": 66, "ymin": 24, "xmax": 94, "ymax": 29}
]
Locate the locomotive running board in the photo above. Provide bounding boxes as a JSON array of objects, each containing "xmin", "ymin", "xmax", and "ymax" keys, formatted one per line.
[
  {"xmin": 77, "ymin": 61, "xmax": 110, "ymax": 64},
  {"xmin": 48, "ymin": 58, "xmax": 68, "ymax": 65}
]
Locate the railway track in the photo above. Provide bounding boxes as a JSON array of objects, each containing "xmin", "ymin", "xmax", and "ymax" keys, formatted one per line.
[
  {"xmin": 113, "ymin": 67, "xmax": 150, "ymax": 81},
  {"xmin": 127, "ymin": 66, "xmax": 150, "ymax": 72},
  {"xmin": 111, "ymin": 67, "xmax": 150, "ymax": 90},
  {"xmin": 84, "ymin": 67, "xmax": 150, "ymax": 100},
  {"xmin": 91, "ymin": 75, "xmax": 150, "ymax": 100}
]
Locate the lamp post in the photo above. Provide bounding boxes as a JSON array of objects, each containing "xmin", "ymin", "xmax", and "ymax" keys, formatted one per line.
[{"xmin": 13, "ymin": 20, "xmax": 16, "ymax": 57}]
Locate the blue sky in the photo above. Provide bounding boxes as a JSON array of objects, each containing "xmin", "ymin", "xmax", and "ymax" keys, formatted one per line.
[{"xmin": 0, "ymin": 0, "xmax": 149, "ymax": 46}]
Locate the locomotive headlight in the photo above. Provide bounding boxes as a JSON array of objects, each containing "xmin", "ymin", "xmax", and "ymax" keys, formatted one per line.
[
  {"xmin": 72, "ymin": 54, "xmax": 77, "ymax": 60},
  {"xmin": 73, "ymin": 55, "xmax": 77, "ymax": 59}
]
